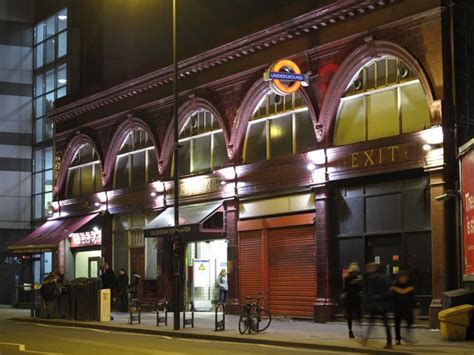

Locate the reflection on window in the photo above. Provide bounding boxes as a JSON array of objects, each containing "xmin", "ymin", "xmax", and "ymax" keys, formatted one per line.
[
  {"xmin": 243, "ymin": 92, "xmax": 315, "ymax": 163},
  {"xmin": 113, "ymin": 129, "xmax": 158, "ymax": 189},
  {"xmin": 65, "ymin": 144, "xmax": 103, "ymax": 198},
  {"xmin": 175, "ymin": 110, "xmax": 227, "ymax": 176},
  {"xmin": 334, "ymin": 57, "xmax": 430, "ymax": 145}
]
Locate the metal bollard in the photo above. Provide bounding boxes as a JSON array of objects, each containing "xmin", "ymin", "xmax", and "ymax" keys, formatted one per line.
[
  {"xmin": 128, "ymin": 298, "xmax": 141, "ymax": 325},
  {"xmin": 183, "ymin": 302, "xmax": 194, "ymax": 328},
  {"xmin": 156, "ymin": 298, "xmax": 168, "ymax": 327},
  {"xmin": 214, "ymin": 302, "xmax": 225, "ymax": 331}
]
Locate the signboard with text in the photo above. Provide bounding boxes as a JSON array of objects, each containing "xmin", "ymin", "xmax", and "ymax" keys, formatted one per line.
[
  {"xmin": 69, "ymin": 231, "xmax": 101, "ymax": 248},
  {"xmin": 193, "ymin": 259, "xmax": 210, "ymax": 288},
  {"xmin": 461, "ymin": 146, "xmax": 474, "ymax": 277}
]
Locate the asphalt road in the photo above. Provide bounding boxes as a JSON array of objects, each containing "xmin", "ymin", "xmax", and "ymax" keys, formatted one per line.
[{"xmin": 0, "ymin": 319, "xmax": 358, "ymax": 355}]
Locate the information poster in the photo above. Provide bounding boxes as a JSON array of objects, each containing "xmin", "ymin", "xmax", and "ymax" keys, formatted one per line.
[
  {"xmin": 461, "ymin": 147, "xmax": 474, "ymax": 277},
  {"xmin": 193, "ymin": 259, "xmax": 210, "ymax": 288}
]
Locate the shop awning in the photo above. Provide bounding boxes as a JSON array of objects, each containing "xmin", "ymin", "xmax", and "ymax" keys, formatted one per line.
[
  {"xmin": 143, "ymin": 202, "xmax": 224, "ymax": 241},
  {"xmin": 9, "ymin": 213, "xmax": 99, "ymax": 254}
]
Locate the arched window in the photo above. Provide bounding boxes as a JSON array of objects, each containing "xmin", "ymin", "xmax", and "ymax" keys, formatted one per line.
[
  {"xmin": 66, "ymin": 144, "xmax": 102, "ymax": 198},
  {"xmin": 114, "ymin": 129, "xmax": 158, "ymax": 189},
  {"xmin": 334, "ymin": 57, "xmax": 430, "ymax": 145},
  {"xmin": 176, "ymin": 110, "xmax": 227, "ymax": 176},
  {"xmin": 243, "ymin": 91, "xmax": 315, "ymax": 163}
]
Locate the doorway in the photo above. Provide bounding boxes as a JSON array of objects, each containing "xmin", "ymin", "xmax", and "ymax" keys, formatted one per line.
[
  {"xmin": 366, "ymin": 235, "xmax": 402, "ymax": 277},
  {"xmin": 88, "ymin": 257, "xmax": 101, "ymax": 278}
]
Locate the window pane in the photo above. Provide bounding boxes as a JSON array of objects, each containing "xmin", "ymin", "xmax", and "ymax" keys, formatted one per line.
[
  {"xmin": 365, "ymin": 63, "xmax": 375, "ymax": 90},
  {"xmin": 67, "ymin": 168, "xmax": 80, "ymax": 197},
  {"xmin": 57, "ymin": 8, "xmax": 68, "ymax": 32},
  {"xmin": 94, "ymin": 163, "xmax": 102, "ymax": 191},
  {"xmin": 34, "ymin": 194, "xmax": 42, "ymax": 219},
  {"xmin": 57, "ymin": 63, "xmax": 67, "ymax": 86},
  {"xmin": 114, "ymin": 156, "xmax": 129, "ymax": 189},
  {"xmin": 35, "ymin": 43, "xmax": 44, "ymax": 68},
  {"xmin": 46, "ymin": 70, "xmax": 55, "ymax": 92},
  {"xmin": 34, "ymin": 149, "xmax": 43, "ymax": 172},
  {"xmin": 401, "ymin": 82, "xmax": 430, "ymax": 134},
  {"xmin": 81, "ymin": 165, "xmax": 93, "ymax": 195},
  {"xmin": 295, "ymin": 111, "xmax": 315, "ymax": 153},
  {"xmin": 34, "ymin": 172, "xmax": 43, "ymax": 194},
  {"xmin": 131, "ymin": 151, "xmax": 146, "ymax": 186},
  {"xmin": 334, "ymin": 97, "xmax": 366, "ymax": 145},
  {"xmin": 178, "ymin": 140, "xmax": 190, "ymax": 176},
  {"xmin": 35, "ymin": 96, "xmax": 45, "ymax": 119},
  {"xmin": 45, "ymin": 120, "xmax": 54, "ymax": 140},
  {"xmin": 45, "ymin": 147, "xmax": 53, "ymax": 170},
  {"xmin": 192, "ymin": 135, "xmax": 211, "ymax": 173},
  {"xmin": 35, "ymin": 74, "xmax": 44, "ymax": 96},
  {"xmin": 376, "ymin": 60, "xmax": 386, "ymax": 87},
  {"xmin": 44, "ymin": 192, "xmax": 52, "ymax": 216},
  {"xmin": 58, "ymin": 31, "xmax": 67, "ymax": 58},
  {"xmin": 45, "ymin": 38, "xmax": 55, "ymax": 64},
  {"xmin": 244, "ymin": 121, "xmax": 266, "ymax": 163},
  {"xmin": 46, "ymin": 15, "xmax": 55, "ymax": 37},
  {"xmin": 35, "ymin": 21, "xmax": 45, "ymax": 44},
  {"xmin": 367, "ymin": 89, "xmax": 399, "ymax": 140},
  {"xmin": 212, "ymin": 132, "xmax": 227, "ymax": 168},
  {"xmin": 269, "ymin": 114, "xmax": 292, "ymax": 159},
  {"xmin": 45, "ymin": 169, "xmax": 53, "ymax": 192},
  {"xmin": 57, "ymin": 86, "xmax": 67, "ymax": 99},
  {"xmin": 147, "ymin": 150, "xmax": 158, "ymax": 182},
  {"xmin": 35, "ymin": 118, "xmax": 43, "ymax": 143},
  {"xmin": 387, "ymin": 59, "xmax": 398, "ymax": 85},
  {"xmin": 45, "ymin": 92, "xmax": 54, "ymax": 112}
]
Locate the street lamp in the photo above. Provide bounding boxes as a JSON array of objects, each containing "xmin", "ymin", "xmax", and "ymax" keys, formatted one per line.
[{"xmin": 172, "ymin": 0, "xmax": 181, "ymax": 331}]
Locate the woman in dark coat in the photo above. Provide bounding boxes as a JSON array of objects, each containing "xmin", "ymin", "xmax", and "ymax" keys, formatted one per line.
[
  {"xmin": 342, "ymin": 262, "xmax": 362, "ymax": 338},
  {"xmin": 391, "ymin": 271, "xmax": 416, "ymax": 345},
  {"xmin": 128, "ymin": 271, "xmax": 141, "ymax": 301},
  {"xmin": 116, "ymin": 268, "xmax": 129, "ymax": 312}
]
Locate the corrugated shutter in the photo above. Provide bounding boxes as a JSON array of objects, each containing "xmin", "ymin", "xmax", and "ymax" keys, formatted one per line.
[
  {"xmin": 239, "ymin": 230, "xmax": 263, "ymax": 303},
  {"xmin": 267, "ymin": 225, "xmax": 316, "ymax": 317}
]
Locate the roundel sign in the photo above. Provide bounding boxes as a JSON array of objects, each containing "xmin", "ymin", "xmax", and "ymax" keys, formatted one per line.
[{"xmin": 264, "ymin": 59, "xmax": 310, "ymax": 96}]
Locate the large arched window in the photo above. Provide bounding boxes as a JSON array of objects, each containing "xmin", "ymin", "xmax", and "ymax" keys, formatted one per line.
[
  {"xmin": 176, "ymin": 110, "xmax": 227, "ymax": 176},
  {"xmin": 334, "ymin": 57, "xmax": 430, "ymax": 145},
  {"xmin": 243, "ymin": 91, "xmax": 315, "ymax": 163},
  {"xmin": 66, "ymin": 144, "xmax": 102, "ymax": 198},
  {"xmin": 114, "ymin": 129, "xmax": 158, "ymax": 189}
]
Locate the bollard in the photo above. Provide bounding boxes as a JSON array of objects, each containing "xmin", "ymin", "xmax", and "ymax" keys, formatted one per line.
[
  {"xmin": 128, "ymin": 298, "xmax": 141, "ymax": 325},
  {"xmin": 215, "ymin": 302, "xmax": 225, "ymax": 331},
  {"xmin": 183, "ymin": 302, "xmax": 194, "ymax": 328},
  {"xmin": 156, "ymin": 298, "xmax": 168, "ymax": 327}
]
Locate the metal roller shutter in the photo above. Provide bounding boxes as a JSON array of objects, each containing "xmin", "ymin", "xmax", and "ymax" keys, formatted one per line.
[
  {"xmin": 239, "ymin": 230, "xmax": 264, "ymax": 303},
  {"xmin": 267, "ymin": 225, "xmax": 316, "ymax": 317}
]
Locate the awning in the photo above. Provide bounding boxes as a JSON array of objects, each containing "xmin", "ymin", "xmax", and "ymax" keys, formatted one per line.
[
  {"xmin": 9, "ymin": 213, "xmax": 99, "ymax": 254},
  {"xmin": 143, "ymin": 202, "xmax": 224, "ymax": 241}
]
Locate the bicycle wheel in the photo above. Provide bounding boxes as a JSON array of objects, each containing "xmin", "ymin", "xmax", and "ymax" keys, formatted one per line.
[
  {"xmin": 256, "ymin": 308, "xmax": 272, "ymax": 332},
  {"xmin": 238, "ymin": 311, "xmax": 250, "ymax": 334}
]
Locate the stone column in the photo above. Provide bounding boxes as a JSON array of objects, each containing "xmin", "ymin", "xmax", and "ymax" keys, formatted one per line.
[
  {"xmin": 224, "ymin": 198, "xmax": 240, "ymax": 314},
  {"xmin": 313, "ymin": 185, "xmax": 336, "ymax": 322},
  {"xmin": 101, "ymin": 212, "xmax": 113, "ymax": 266}
]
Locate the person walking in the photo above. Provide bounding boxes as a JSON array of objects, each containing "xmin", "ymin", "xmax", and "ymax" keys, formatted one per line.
[
  {"xmin": 391, "ymin": 271, "xmax": 416, "ymax": 345},
  {"xmin": 116, "ymin": 268, "xmax": 129, "ymax": 312},
  {"xmin": 128, "ymin": 271, "xmax": 141, "ymax": 301},
  {"xmin": 100, "ymin": 263, "xmax": 117, "ymax": 291},
  {"xmin": 216, "ymin": 269, "xmax": 228, "ymax": 304},
  {"xmin": 363, "ymin": 262, "xmax": 393, "ymax": 349},
  {"xmin": 39, "ymin": 273, "xmax": 60, "ymax": 319},
  {"xmin": 342, "ymin": 262, "xmax": 362, "ymax": 338}
]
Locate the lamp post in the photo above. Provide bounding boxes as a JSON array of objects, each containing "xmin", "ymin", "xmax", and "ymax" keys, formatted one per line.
[{"xmin": 172, "ymin": 0, "xmax": 181, "ymax": 331}]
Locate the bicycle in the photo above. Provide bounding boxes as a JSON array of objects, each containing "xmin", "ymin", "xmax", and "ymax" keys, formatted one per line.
[{"xmin": 238, "ymin": 293, "xmax": 272, "ymax": 334}]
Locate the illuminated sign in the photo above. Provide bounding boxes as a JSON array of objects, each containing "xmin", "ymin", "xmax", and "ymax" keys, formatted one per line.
[
  {"xmin": 179, "ymin": 177, "xmax": 220, "ymax": 197},
  {"xmin": 461, "ymin": 144, "xmax": 474, "ymax": 277},
  {"xmin": 264, "ymin": 59, "xmax": 310, "ymax": 95},
  {"xmin": 69, "ymin": 231, "xmax": 101, "ymax": 248}
]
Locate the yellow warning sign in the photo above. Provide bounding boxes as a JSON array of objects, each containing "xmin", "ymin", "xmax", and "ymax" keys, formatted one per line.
[{"xmin": 199, "ymin": 264, "xmax": 206, "ymax": 271}]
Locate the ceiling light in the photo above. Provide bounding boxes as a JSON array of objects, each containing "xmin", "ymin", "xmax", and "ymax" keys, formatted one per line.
[
  {"xmin": 58, "ymin": 15, "xmax": 67, "ymax": 21},
  {"xmin": 150, "ymin": 191, "xmax": 157, "ymax": 197},
  {"xmin": 423, "ymin": 144, "xmax": 432, "ymax": 151},
  {"xmin": 306, "ymin": 163, "xmax": 316, "ymax": 171},
  {"xmin": 58, "ymin": 79, "xmax": 67, "ymax": 84}
]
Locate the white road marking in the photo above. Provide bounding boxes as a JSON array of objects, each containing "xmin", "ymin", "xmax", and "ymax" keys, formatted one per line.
[
  {"xmin": 29, "ymin": 322, "xmax": 111, "ymax": 334},
  {"xmin": 0, "ymin": 342, "xmax": 64, "ymax": 354},
  {"xmin": 177, "ymin": 338, "xmax": 212, "ymax": 343}
]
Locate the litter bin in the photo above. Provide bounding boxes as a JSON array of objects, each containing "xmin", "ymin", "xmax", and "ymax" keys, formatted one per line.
[{"xmin": 438, "ymin": 304, "xmax": 474, "ymax": 340}]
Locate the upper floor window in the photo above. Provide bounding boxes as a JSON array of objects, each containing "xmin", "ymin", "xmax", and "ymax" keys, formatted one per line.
[
  {"xmin": 334, "ymin": 57, "xmax": 430, "ymax": 146},
  {"xmin": 176, "ymin": 110, "xmax": 227, "ymax": 176},
  {"xmin": 114, "ymin": 129, "xmax": 158, "ymax": 189},
  {"xmin": 243, "ymin": 92, "xmax": 315, "ymax": 163},
  {"xmin": 66, "ymin": 144, "xmax": 102, "ymax": 198}
]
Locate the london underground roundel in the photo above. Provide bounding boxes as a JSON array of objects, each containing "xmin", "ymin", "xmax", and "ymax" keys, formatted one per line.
[{"xmin": 263, "ymin": 59, "xmax": 310, "ymax": 96}]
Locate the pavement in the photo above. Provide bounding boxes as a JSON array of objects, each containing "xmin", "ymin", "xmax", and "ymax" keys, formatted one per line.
[{"xmin": 4, "ymin": 306, "xmax": 474, "ymax": 354}]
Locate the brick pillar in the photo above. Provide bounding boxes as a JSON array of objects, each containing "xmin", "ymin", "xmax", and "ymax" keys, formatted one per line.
[
  {"xmin": 225, "ymin": 198, "xmax": 240, "ymax": 315},
  {"xmin": 429, "ymin": 171, "xmax": 453, "ymax": 328},
  {"xmin": 101, "ymin": 212, "xmax": 113, "ymax": 266},
  {"xmin": 313, "ymin": 185, "xmax": 336, "ymax": 322}
]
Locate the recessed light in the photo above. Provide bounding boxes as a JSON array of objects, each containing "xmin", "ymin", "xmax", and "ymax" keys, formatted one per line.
[{"xmin": 58, "ymin": 15, "xmax": 67, "ymax": 21}]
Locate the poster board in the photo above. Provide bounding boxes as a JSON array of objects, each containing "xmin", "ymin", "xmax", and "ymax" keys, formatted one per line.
[
  {"xmin": 193, "ymin": 259, "xmax": 210, "ymax": 288},
  {"xmin": 460, "ymin": 139, "xmax": 474, "ymax": 280}
]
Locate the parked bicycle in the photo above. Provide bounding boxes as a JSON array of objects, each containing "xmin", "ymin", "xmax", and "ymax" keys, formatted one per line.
[{"xmin": 238, "ymin": 293, "xmax": 272, "ymax": 334}]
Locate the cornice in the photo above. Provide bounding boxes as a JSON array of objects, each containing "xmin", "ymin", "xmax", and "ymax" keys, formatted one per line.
[{"xmin": 49, "ymin": 0, "xmax": 402, "ymax": 123}]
